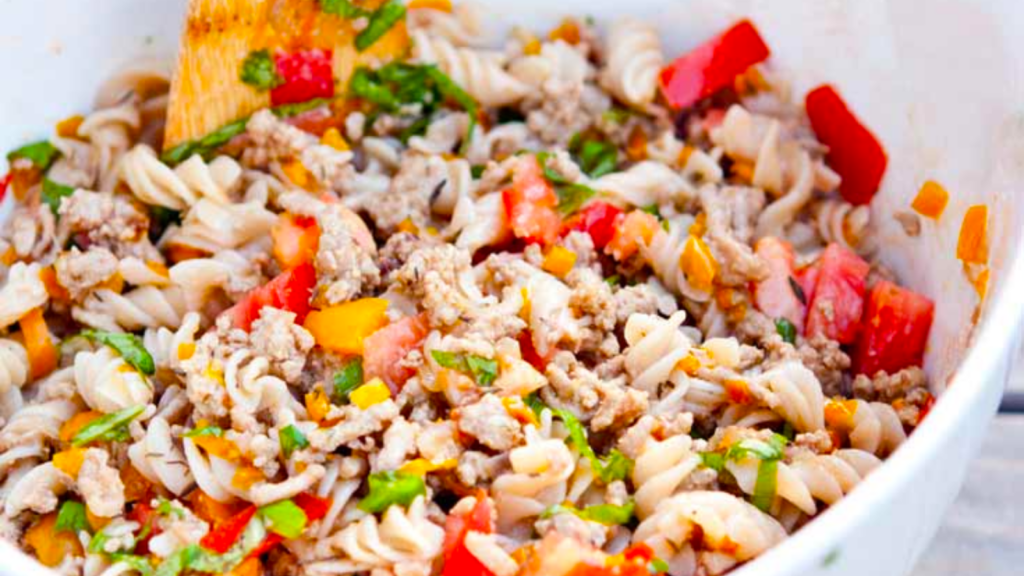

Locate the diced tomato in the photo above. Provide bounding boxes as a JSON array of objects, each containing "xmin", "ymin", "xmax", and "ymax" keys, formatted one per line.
[
  {"xmin": 853, "ymin": 280, "xmax": 935, "ymax": 376},
  {"xmin": 363, "ymin": 313, "xmax": 430, "ymax": 393},
  {"xmin": 126, "ymin": 501, "xmax": 162, "ymax": 555},
  {"xmin": 606, "ymin": 210, "xmax": 659, "ymax": 261},
  {"xmin": 795, "ymin": 263, "xmax": 819, "ymax": 306},
  {"xmin": 201, "ymin": 505, "xmax": 257, "ymax": 554},
  {"xmin": 502, "ymin": 156, "xmax": 561, "ymax": 245},
  {"xmin": 224, "ymin": 262, "xmax": 316, "ymax": 331},
  {"xmin": 563, "ymin": 201, "xmax": 623, "ymax": 249},
  {"xmin": 272, "ymin": 214, "xmax": 320, "ymax": 270},
  {"xmin": 0, "ymin": 172, "xmax": 11, "ymax": 201},
  {"xmin": 805, "ymin": 85, "xmax": 888, "ymax": 205},
  {"xmin": 753, "ymin": 237, "xmax": 806, "ymax": 332},
  {"xmin": 518, "ymin": 331, "xmax": 549, "ymax": 372},
  {"xmin": 659, "ymin": 20, "xmax": 770, "ymax": 110},
  {"xmin": 293, "ymin": 492, "xmax": 331, "ymax": 523},
  {"xmin": 804, "ymin": 244, "xmax": 870, "ymax": 344},
  {"xmin": 442, "ymin": 495, "xmax": 494, "ymax": 576},
  {"xmin": 271, "ymin": 49, "xmax": 335, "ymax": 107}
]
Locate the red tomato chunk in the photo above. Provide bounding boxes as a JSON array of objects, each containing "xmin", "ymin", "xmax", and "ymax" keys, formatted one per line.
[
  {"xmin": 804, "ymin": 244, "xmax": 870, "ymax": 344},
  {"xmin": 563, "ymin": 201, "xmax": 623, "ymax": 249},
  {"xmin": 854, "ymin": 280, "xmax": 935, "ymax": 376},
  {"xmin": 224, "ymin": 262, "xmax": 316, "ymax": 331},
  {"xmin": 272, "ymin": 49, "xmax": 335, "ymax": 106},
  {"xmin": 442, "ymin": 496, "xmax": 494, "ymax": 576},
  {"xmin": 753, "ymin": 237, "xmax": 806, "ymax": 332},
  {"xmin": 503, "ymin": 156, "xmax": 561, "ymax": 246}
]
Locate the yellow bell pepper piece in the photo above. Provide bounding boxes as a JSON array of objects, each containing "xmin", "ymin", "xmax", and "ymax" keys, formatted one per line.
[
  {"xmin": 25, "ymin": 513, "xmax": 82, "ymax": 567},
  {"xmin": 303, "ymin": 298, "xmax": 390, "ymax": 355},
  {"xmin": 281, "ymin": 159, "xmax": 313, "ymax": 190},
  {"xmin": 305, "ymin": 388, "xmax": 332, "ymax": 424},
  {"xmin": 680, "ymin": 234, "xmax": 717, "ymax": 293},
  {"xmin": 56, "ymin": 114, "xmax": 85, "ymax": 138},
  {"xmin": 956, "ymin": 204, "xmax": 988, "ymax": 265},
  {"xmin": 350, "ymin": 378, "xmax": 391, "ymax": 409},
  {"xmin": 911, "ymin": 180, "xmax": 949, "ymax": 220},
  {"xmin": 542, "ymin": 246, "xmax": 577, "ymax": 278},
  {"xmin": 231, "ymin": 464, "xmax": 264, "ymax": 490},
  {"xmin": 397, "ymin": 458, "xmax": 458, "ymax": 476},
  {"xmin": 321, "ymin": 127, "xmax": 350, "ymax": 152},
  {"xmin": 192, "ymin": 435, "xmax": 242, "ymax": 462},
  {"xmin": 824, "ymin": 398, "xmax": 859, "ymax": 432},
  {"xmin": 52, "ymin": 448, "xmax": 87, "ymax": 478},
  {"xmin": 59, "ymin": 411, "xmax": 102, "ymax": 443}
]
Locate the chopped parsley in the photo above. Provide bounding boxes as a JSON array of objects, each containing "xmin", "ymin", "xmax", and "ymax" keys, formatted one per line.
[
  {"xmin": 333, "ymin": 359, "xmax": 364, "ymax": 403},
  {"xmin": 430, "ymin": 350, "xmax": 498, "ymax": 386},
  {"xmin": 279, "ymin": 424, "xmax": 310, "ymax": 459},
  {"xmin": 775, "ymin": 318, "xmax": 797, "ymax": 344},
  {"xmin": 240, "ymin": 49, "xmax": 283, "ymax": 91}
]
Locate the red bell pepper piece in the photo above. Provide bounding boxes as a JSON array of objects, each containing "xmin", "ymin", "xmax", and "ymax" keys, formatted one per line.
[
  {"xmin": 0, "ymin": 172, "xmax": 12, "ymax": 201},
  {"xmin": 853, "ymin": 280, "xmax": 935, "ymax": 376},
  {"xmin": 224, "ymin": 262, "xmax": 316, "ymax": 331},
  {"xmin": 753, "ymin": 237, "xmax": 806, "ymax": 332},
  {"xmin": 805, "ymin": 85, "xmax": 888, "ymax": 205},
  {"xmin": 201, "ymin": 505, "xmax": 257, "ymax": 554},
  {"xmin": 563, "ymin": 201, "xmax": 623, "ymax": 250},
  {"xmin": 271, "ymin": 49, "xmax": 335, "ymax": 107},
  {"xmin": 441, "ymin": 495, "xmax": 494, "ymax": 576},
  {"xmin": 659, "ymin": 19, "xmax": 770, "ymax": 110},
  {"xmin": 804, "ymin": 244, "xmax": 870, "ymax": 344},
  {"xmin": 245, "ymin": 493, "xmax": 332, "ymax": 559},
  {"xmin": 502, "ymin": 156, "xmax": 561, "ymax": 246}
]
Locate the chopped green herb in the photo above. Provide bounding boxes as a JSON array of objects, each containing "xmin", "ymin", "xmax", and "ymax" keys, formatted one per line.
[
  {"xmin": 111, "ymin": 554, "xmax": 155, "ymax": 576},
  {"xmin": 553, "ymin": 408, "xmax": 633, "ymax": 483},
  {"xmin": 430, "ymin": 350, "xmax": 498, "ymax": 386},
  {"xmin": 333, "ymin": 359, "xmax": 364, "ymax": 403},
  {"xmin": 661, "ymin": 218, "xmax": 670, "ymax": 232},
  {"xmin": 358, "ymin": 471, "xmax": 426, "ymax": 514},
  {"xmin": 569, "ymin": 134, "xmax": 618, "ymax": 178},
  {"xmin": 541, "ymin": 500, "xmax": 635, "ymax": 525},
  {"xmin": 7, "ymin": 140, "xmax": 60, "ymax": 170},
  {"xmin": 470, "ymin": 165, "xmax": 486, "ymax": 179},
  {"xmin": 279, "ymin": 424, "xmax": 310, "ymax": 459},
  {"xmin": 399, "ymin": 114, "xmax": 433, "ymax": 144},
  {"xmin": 270, "ymin": 97, "xmax": 335, "ymax": 119},
  {"xmin": 156, "ymin": 497, "xmax": 185, "ymax": 519},
  {"xmin": 259, "ymin": 499, "xmax": 308, "ymax": 539},
  {"xmin": 154, "ymin": 544, "xmax": 201, "ymax": 576},
  {"xmin": 556, "ymin": 183, "xmax": 596, "ymax": 216},
  {"xmin": 601, "ymin": 107, "xmax": 633, "ymax": 125},
  {"xmin": 724, "ymin": 434, "xmax": 788, "ymax": 462},
  {"xmin": 781, "ymin": 422, "xmax": 796, "ymax": 441},
  {"xmin": 73, "ymin": 405, "xmax": 146, "ymax": 446},
  {"xmin": 775, "ymin": 318, "xmax": 797, "ymax": 344},
  {"xmin": 648, "ymin": 557, "xmax": 670, "ymax": 574},
  {"xmin": 317, "ymin": 0, "xmax": 370, "ymax": 18},
  {"xmin": 350, "ymin": 68, "xmax": 402, "ymax": 111},
  {"xmin": 240, "ymin": 49, "xmax": 284, "ymax": 91},
  {"xmin": 525, "ymin": 393, "xmax": 547, "ymax": 416},
  {"xmin": 355, "ymin": 1, "xmax": 407, "ymax": 51},
  {"xmin": 183, "ymin": 425, "xmax": 224, "ymax": 438},
  {"xmin": 604, "ymin": 275, "xmax": 621, "ymax": 288},
  {"xmin": 751, "ymin": 458, "xmax": 778, "ymax": 512},
  {"xmin": 788, "ymin": 276, "xmax": 807, "ymax": 305},
  {"xmin": 41, "ymin": 178, "xmax": 75, "ymax": 215},
  {"xmin": 640, "ymin": 204, "xmax": 661, "ymax": 218},
  {"xmin": 81, "ymin": 329, "xmax": 156, "ymax": 375},
  {"xmin": 55, "ymin": 500, "xmax": 89, "ymax": 534},
  {"xmin": 699, "ymin": 451, "xmax": 726, "ymax": 472}
]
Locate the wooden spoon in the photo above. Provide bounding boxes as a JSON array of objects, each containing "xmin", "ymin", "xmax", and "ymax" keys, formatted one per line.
[{"xmin": 163, "ymin": 0, "xmax": 409, "ymax": 151}]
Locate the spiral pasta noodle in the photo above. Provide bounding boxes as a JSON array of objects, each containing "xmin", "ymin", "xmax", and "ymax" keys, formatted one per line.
[
  {"xmin": 120, "ymin": 144, "xmax": 241, "ymax": 209},
  {"xmin": 127, "ymin": 416, "xmax": 194, "ymax": 496},
  {"xmin": 0, "ymin": 263, "xmax": 48, "ymax": 330},
  {"xmin": 632, "ymin": 434, "xmax": 703, "ymax": 518},
  {"xmin": 599, "ymin": 17, "xmax": 664, "ymax": 107},
  {"xmin": 73, "ymin": 346, "xmax": 154, "ymax": 413},
  {"xmin": 74, "ymin": 286, "xmax": 190, "ymax": 332},
  {"xmin": 412, "ymin": 30, "xmax": 528, "ymax": 107},
  {"xmin": 0, "ymin": 340, "xmax": 29, "ymax": 395}
]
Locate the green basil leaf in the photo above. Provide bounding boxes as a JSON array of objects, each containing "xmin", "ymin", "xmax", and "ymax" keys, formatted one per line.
[
  {"xmin": 279, "ymin": 424, "xmax": 310, "ymax": 459},
  {"xmin": 41, "ymin": 178, "xmax": 75, "ymax": 215},
  {"xmin": 641, "ymin": 204, "xmax": 662, "ymax": 219},
  {"xmin": 577, "ymin": 139, "xmax": 618, "ymax": 178},
  {"xmin": 7, "ymin": 140, "xmax": 60, "ymax": 170},
  {"xmin": 259, "ymin": 499, "xmax": 308, "ymax": 539},
  {"xmin": 470, "ymin": 165, "xmax": 486, "ymax": 179},
  {"xmin": 525, "ymin": 393, "xmax": 547, "ymax": 417},
  {"xmin": 55, "ymin": 500, "xmax": 90, "ymax": 534},
  {"xmin": 556, "ymin": 183, "xmax": 596, "ymax": 216},
  {"xmin": 604, "ymin": 275, "xmax": 621, "ymax": 288},
  {"xmin": 333, "ymin": 359, "xmax": 364, "ymax": 403},
  {"xmin": 775, "ymin": 318, "xmax": 797, "ymax": 344},
  {"xmin": 73, "ymin": 405, "xmax": 146, "ymax": 447},
  {"xmin": 349, "ymin": 68, "xmax": 401, "ymax": 112},
  {"xmin": 699, "ymin": 451, "xmax": 726, "ymax": 472},
  {"xmin": 536, "ymin": 152, "xmax": 573, "ymax": 185},
  {"xmin": 725, "ymin": 433, "xmax": 789, "ymax": 462},
  {"xmin": 553, "ymin": 408, "xmax": 634, "ymax": 483},
  {"xmin": 240, "ymin": 49, "xmax": 284, "ymax": 91},
  {"xmin": 81, "ymin": 329, "xmax": 156, "ymax": 375},
  {"xmin": 751, "ymin": 458, "xmax": 778, "ymax": 512},
  {"xmin": 466, "ymin": 355, "xmax": 498, "ymax": 387},
  {"xmin": 357, "ymin": 471, "xmax": 426, "ymax": 514},
  {"xmin": 111, "ymin": 554, "xmax": 155, "ymax": 576},
  {"xmin": 317, "ymin": 0, "xmax": 370, "ymax": 18},
  {"xmin": 183, "ymin": 425, "xmax": 223, "ymax": 438},
  {"xmin": 355, "ymin": 0, "xmax": 406, "ymax": 52}
]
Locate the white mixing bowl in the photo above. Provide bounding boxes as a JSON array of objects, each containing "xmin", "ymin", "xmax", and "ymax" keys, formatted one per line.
[{"xmin": 1, "ymin": 0, "xmax": 1022, "ymax": 574}]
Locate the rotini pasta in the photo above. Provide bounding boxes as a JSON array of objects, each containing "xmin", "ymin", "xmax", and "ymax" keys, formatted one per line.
[
  {"xmin": 599, "ymin": 17, "xmax": 664, "ymax": 107},
  {"xmin": 120, "ymin": 144, "xmax": 240, "ymax": 209}
]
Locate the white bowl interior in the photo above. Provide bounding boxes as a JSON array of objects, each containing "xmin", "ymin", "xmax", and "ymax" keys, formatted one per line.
[{"xmin": 2, "ymin": 1, "xmax": 1023, "ymax": 575}]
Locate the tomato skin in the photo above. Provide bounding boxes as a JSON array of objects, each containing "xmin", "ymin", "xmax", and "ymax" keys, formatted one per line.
[
  {"xmin": 0, "ymin": 172, "xmax": 11, "ymax": 201},
  {"xmin": 441, "ymin": 496, "xmax": 494, "ymax": 576},
  {"xmin": 805, "ymin": 85, "xmax": 888, "ymax": 205},
  {"xmin": 126, "ymin": 501, "xmax": 162, "ymax": 555},
  {"xmin": 272, "ymin": 214, "xmax": 320, "ymax": 270},
  {"xmin": 362, "ymin": 313, "xmax": 430, "ymax": 393},
  {"xmin": 804, "ymin": 244, "xmax": 870, "ymax": 344},
  {"xmin": 753, "ymin": 237, "xmax": 806, "ymax": 332},
  {"xmin": 659, "ymin": 20, "xmax": 770, "ymax": 109},
  {"xmin": 224, "ymin": 262, "xmax": 316, "ymax": 331},
  {"xmin": 503, "ymin": 156, "xmax": 561, "ymax": 245},
  {"xmin": 271, "ymin": 49, "xmax": 335, "ymax": 106},
  {"xmin": 201, "ymin": 506, "xmax": 257, "ymax": 554},
  {"xmin": 853, "ymin": 280, "xmax": 935, "ymax": 376},
  {"xmin": 563, "ymin": 201, "xmax": 623, "ymax": 249}
]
